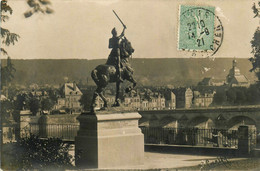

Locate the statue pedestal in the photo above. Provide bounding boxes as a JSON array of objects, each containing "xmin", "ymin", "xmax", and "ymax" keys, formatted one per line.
[{"xmin": 75, "ymin": 111, "xmax": 144, "ymax": 169}]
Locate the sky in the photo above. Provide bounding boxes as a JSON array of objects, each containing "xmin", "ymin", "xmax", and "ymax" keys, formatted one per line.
[{"xmin": 1, "ymin": 0, "xmax": 259, "ymax": 59}]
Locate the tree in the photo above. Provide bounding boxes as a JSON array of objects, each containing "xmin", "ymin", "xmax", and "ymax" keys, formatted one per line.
[
  {"xmin": 212, "ymin": 89, "xmax": 227, "ymax": 106},
  {"xmin": 14, "ymin": 93, "xmax": 30, "ymax": 110},
  {"xmin": 246, "ymin": 84, "xmax": 260, "ymax": 104},
  {"xmin": 29, "ymin": 97, "xmax": 40, "ymax": 115},
  {"xmin": 250, "ymin": 2, "xmax": 260, "ymax": 81},
  {"xmin": 7, "ymin": 85, "xmax": 18, "ymax": 101},
  {"xmin": 144, "ymin": 88, "xmax": 153, "ymax": 101},
  {"xmin": 47, "ymin": 88, "xmax": 58, "ymax": 103},
  {"xmin": 1, "ymin": 99, "xmax": 14, "ymax": 123},
  {"xmin": 1, "ymin": 1, "xmax": 18, "ymax": 93},
  {"xmin": 1, "ymin": 57, "xmax": 16, "ymax": 88},
  {"xmin": 249, "ymin": 28, "xmax": 260, "ymax": 81},
  {"xmin": 41, "ymin": 98, "xmax": 54, "ymax": 111},
  {"xmin": 234, "ymin": 88, "xmax": 247, "ymax": 105},
  {"xmin": 1, "ymin": 1, "xmax": 20, "ymax": 57},
  {"xmin": 226, "ymin": 88, "xmax": 236, "ymax": 105},
  {"xmin": 79, "ymin": 90, "xmax": 93, "ymax": 111}
]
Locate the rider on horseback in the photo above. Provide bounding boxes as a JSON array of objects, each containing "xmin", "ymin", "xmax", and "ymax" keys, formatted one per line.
[
  {"xmin": 106, "ymin": 27, "xmax": 126, "ymax": 83},
  {"xmin": 90, "ymin": 11, "xmax": 136, "ymax": 112}
]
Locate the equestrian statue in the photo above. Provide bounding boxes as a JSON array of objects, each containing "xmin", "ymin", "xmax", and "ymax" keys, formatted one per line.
[{"xmin": 90, "ymin": 10, "xmax": 136, "ymax": 113}]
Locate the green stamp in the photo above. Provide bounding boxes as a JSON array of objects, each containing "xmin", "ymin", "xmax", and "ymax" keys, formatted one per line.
[{"xmin": 178, "ymin": 5, "xmax": 215, "ymax": 51}]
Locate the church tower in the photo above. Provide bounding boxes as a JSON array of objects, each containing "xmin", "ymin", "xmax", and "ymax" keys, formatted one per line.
[
  {"xmin": 226, "ymin": 59, "xmax": 240, "ymax": 83},
  {"xmin": 226, "ymin": 59, "xmax": 249, "ymax": 87}
]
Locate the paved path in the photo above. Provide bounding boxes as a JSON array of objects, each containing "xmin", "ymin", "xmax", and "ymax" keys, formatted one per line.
[
  {"xmin": 143, "ymin": 152, "xmax": 217, "ymax": 169},
  {"xmin": 99, "ymin": 152, "xmax": 245, "ymax": 170},
  {"xmin": 69, "ymin": 147, "xmax": 246, "ymax": 170}
]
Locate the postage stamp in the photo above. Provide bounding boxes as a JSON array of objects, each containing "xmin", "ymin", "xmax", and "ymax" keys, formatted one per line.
[{"xmin": 178, "ymin": 5, "xmax": 224, "ymax": 57}]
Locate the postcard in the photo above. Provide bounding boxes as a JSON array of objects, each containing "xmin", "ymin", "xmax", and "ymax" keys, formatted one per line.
[{"xmin": 1, "ymin": 0, "xmax": 260, "ymax": 170}]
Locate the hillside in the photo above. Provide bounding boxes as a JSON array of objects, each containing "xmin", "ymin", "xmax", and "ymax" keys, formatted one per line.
[{"xmin": 1, "ymin": 58, "xmax": 256, "ymax": 87}]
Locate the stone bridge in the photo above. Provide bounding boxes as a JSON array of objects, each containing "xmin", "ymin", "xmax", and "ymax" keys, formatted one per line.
[{"xmin": 138, "ymin": 106, "xmax": 260, "ymax": 130}]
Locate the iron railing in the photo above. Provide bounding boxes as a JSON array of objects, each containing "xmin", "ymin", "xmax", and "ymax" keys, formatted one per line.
[
  {"xmin": 141, "ymin": 127, "xmax": 238, "ymax": 148},
  {"xmin": 29, "ymin": 123, "xmax": 79, "ymax": 141},
  {"xmin": 27, "ymin": 124, "xmax": 241, "ymax": 148}
]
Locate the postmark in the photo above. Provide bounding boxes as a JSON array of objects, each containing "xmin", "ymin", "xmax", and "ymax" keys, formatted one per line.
[{"xmin": 178, "ymin": 5, "xmax": 224, "ymax": 57}]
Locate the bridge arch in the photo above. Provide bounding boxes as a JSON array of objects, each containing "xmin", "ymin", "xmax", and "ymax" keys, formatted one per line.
[
  {"xmin": 187, "ymin": 116, "xmax": 215, "ymax": 129},
  {"xmin": 159, "ymin": 116, "xmax": 178, "ymax": 128},
  {"xmin": 227, "ymin": 116, "xmax": 256, "ymax": 130},
  {"xmin": 139, "ymin": 116, "xmax": 150, "ymax": 127}
]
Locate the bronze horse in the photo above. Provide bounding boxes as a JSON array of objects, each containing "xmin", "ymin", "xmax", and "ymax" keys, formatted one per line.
[{"xmin": 90, "ymin": 37, "xmax": 136, "ymax": 112}]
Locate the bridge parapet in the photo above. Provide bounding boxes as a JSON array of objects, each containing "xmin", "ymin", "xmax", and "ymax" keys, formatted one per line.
[{"xmin": 138, "ymin": 106, "xmax": 260, "ymax": 130}]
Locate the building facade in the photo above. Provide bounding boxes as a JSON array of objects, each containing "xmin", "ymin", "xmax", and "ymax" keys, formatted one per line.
[
  {"xmin": 165, "ymin": 91, "xmax": 176, "ymax": 109},
  {"xmin": 95, "ymin": 95, "xmax": 116, "ymax": 109},
  {"xmin": 142, "ymin": 94, "xmax": 165, "ymax": 110},
  {"xmin": 124, "ymin": 95, "xmax": 141, "ymax": 109},
  {"xmin": 56, "ymin": 82, "xmax": 83, "ymax": 113},
  {"xmin": 173, "ymin": 88, "xmax": 193, "ymax": 108},
  {"xmin": 193, "ymin": 91, "xmax": 215, "ymax": 107},
  {"xmin": 123, "ymin": 92, "xmax": 166, "ymax": 110}
]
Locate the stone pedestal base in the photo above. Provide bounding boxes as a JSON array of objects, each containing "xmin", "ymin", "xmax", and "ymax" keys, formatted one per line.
[{"xmin": 75, "ymin": 112, "xmax": 144, "ymax": 169}]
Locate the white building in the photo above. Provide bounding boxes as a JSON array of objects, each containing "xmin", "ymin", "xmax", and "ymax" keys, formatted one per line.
[
  {"xmin": 140, "ymin": 93, "xmax": 166, "ymax": 110},
  {"xmin": 123, "ymin": 92, "xmax": 166, "ymax": 111},
  {"xmin": 124, "ymin": 95, "xmax": 141, "ymax": 109},
  {"xmin": 165, "ymin": 91, "xmax": 176, "ymax": 109},
  {"xmin": 56, "ymin": 82, "xmax": 83, "ymax": 113},
  {"xmin": 193, "ymin": 91, "xmax": 215, "ymax": 107}
]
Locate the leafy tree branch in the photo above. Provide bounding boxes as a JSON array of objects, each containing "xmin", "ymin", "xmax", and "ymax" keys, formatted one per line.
[
  {"xmin": 1, "ymin": 27, "xmax": 20, "ymax": 46},
  {"xmin": 250, "ymin": 2, "xmax": 260, "ymax": 81},
  {"xmin": 252, "ymin": 2, "xmax": 260, "ymax": 18},
  {"xmin": 24, "ymin": 0, "xmax": 54, "ymax": 18},
  {"xmin": 1, "ymin": 0, "xmax": 19, "ymax": 57},
  {"xmin": 0, "ymin": 0, "xmax": 54, "ymax": 56}
]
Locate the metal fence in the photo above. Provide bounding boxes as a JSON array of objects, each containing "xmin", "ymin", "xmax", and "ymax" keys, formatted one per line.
[
  {"xmin": 27, "ymin": 124, "xmax": 239, "ymax": 148},
  {"xmin": 29, "ymin": 123, "xmax": 80, "ymax": 141},
  {"xmin": 141, "ymin": 127, "xmax": 238, "ymax": 148}
]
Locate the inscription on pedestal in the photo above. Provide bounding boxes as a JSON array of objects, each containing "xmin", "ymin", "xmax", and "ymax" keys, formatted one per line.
[{"xmin": 99, "ymin": 120, "xmax": 137, "ymax": 129}]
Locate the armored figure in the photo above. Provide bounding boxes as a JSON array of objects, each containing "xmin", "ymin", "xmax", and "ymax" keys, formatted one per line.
[
  {"xmin": 106, "ymin": 27, "xmax": 126, "ymax": 82},
  {"xmin": 90, "ymin": 10, "xmax": 136, "ymax": 112}
]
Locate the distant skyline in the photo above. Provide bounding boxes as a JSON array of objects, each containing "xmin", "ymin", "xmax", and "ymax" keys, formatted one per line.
[{"xmin": 2, "ymin": 0, "xmax": 259, "ymax": 59}]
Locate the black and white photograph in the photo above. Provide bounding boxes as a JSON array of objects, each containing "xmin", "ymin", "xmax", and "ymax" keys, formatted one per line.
[{"xmin": 1, "ymin": 0, "xmax": 260, "ymax": 170}]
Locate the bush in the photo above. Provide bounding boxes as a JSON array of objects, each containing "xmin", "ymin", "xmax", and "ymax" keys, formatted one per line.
[
  {"xmin": 2, "ymin": 135, "xmax": 75, "ymax": 170},
  {"xmin": 213, "ymin": 89, "xmax": 227, "ymax": 105},
  {"xmin": 213, "ymin": 85, "xmax": 260, "ymax": 106}
]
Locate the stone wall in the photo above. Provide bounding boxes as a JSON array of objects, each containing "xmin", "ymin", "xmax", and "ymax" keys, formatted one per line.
[{"xmin": 139, "ymin": 106, "xmax": 260, "ymax": 130}]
